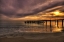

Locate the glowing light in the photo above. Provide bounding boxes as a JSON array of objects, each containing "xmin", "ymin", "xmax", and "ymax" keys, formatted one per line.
[
  {"xmin": 53, "ymin": 28, "xmax": 62, "ymax": 32},
  {"xmin": 52, "ymin": 21, "xmax": 62, "ymax": 32},
  {"xmin": 52, "ymin": 10, "xmax": 61, "ymax": 16}
]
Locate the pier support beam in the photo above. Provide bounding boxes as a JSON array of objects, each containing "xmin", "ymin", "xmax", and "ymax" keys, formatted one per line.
[
  {"xmin": 57, "ymin": 20, "xmax": 58, "ymax": 28},
  {"xmin": 50, "ymin": 20, "xmax": 52, "ymax": 32},
  {"xmin": 55, "ymin": 20, "xmax": 59, "ymax": 28},
  {"xmin": 46, "ymin": 20, "xmax": 47, "ymax": 31},
  {"xmin": 62, "ymin": 20, "xmax": 63, "ymax": 28},
  {"xmin": 62, "ymin": 20, "xmax": 64, "ymax": 32}
]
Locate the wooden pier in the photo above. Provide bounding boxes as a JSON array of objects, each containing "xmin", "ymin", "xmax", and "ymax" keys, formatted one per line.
[{"xmin": 24, "ymin": 19, "xmax": 64, "ymax": 32}]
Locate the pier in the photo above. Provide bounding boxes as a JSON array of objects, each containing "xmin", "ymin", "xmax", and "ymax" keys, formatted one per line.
[{"xmin": 24, "ymin": 19, "xmax": 64, "ymax": 32}]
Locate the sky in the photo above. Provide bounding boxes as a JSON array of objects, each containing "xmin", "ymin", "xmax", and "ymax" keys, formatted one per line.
[{"xmin": 0, "ymin": 0, "xmax": 64, "ymax": 18}]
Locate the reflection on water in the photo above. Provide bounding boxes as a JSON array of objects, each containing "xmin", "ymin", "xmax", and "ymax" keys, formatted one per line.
[
  {"xmin": 0, "ymin": 19, "xmax": 64, "ymax": 34},
  {"xmin": 52, "ymin": 27, "xmax": 62, "ymax": 32},
  {"xmin": 18, "ymin": 20, "xmax": 64, "ymax": 33},
  {"xmin": 16, "ymin": 20, "xmax": 64, "ymax": 33}
]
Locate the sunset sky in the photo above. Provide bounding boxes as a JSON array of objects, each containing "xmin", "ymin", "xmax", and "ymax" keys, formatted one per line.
[{"xmin": 0, "ymin": 0, "xmax": 64, "ymax": 18}]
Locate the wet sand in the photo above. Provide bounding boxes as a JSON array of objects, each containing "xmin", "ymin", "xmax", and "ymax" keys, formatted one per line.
[{"xmin": 0, "ymin": 32, "xmax": 64, "ymax": 42}]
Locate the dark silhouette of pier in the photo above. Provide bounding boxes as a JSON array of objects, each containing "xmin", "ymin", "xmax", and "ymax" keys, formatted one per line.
[{"xmin": 24, "ymin": 19, "xmax": 64, "ymax": 32}]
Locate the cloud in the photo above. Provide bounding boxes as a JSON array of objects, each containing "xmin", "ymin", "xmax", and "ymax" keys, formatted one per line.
[{"xmin": 0, "ymin": 0, "xmax": 64, "ymax": 18}]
